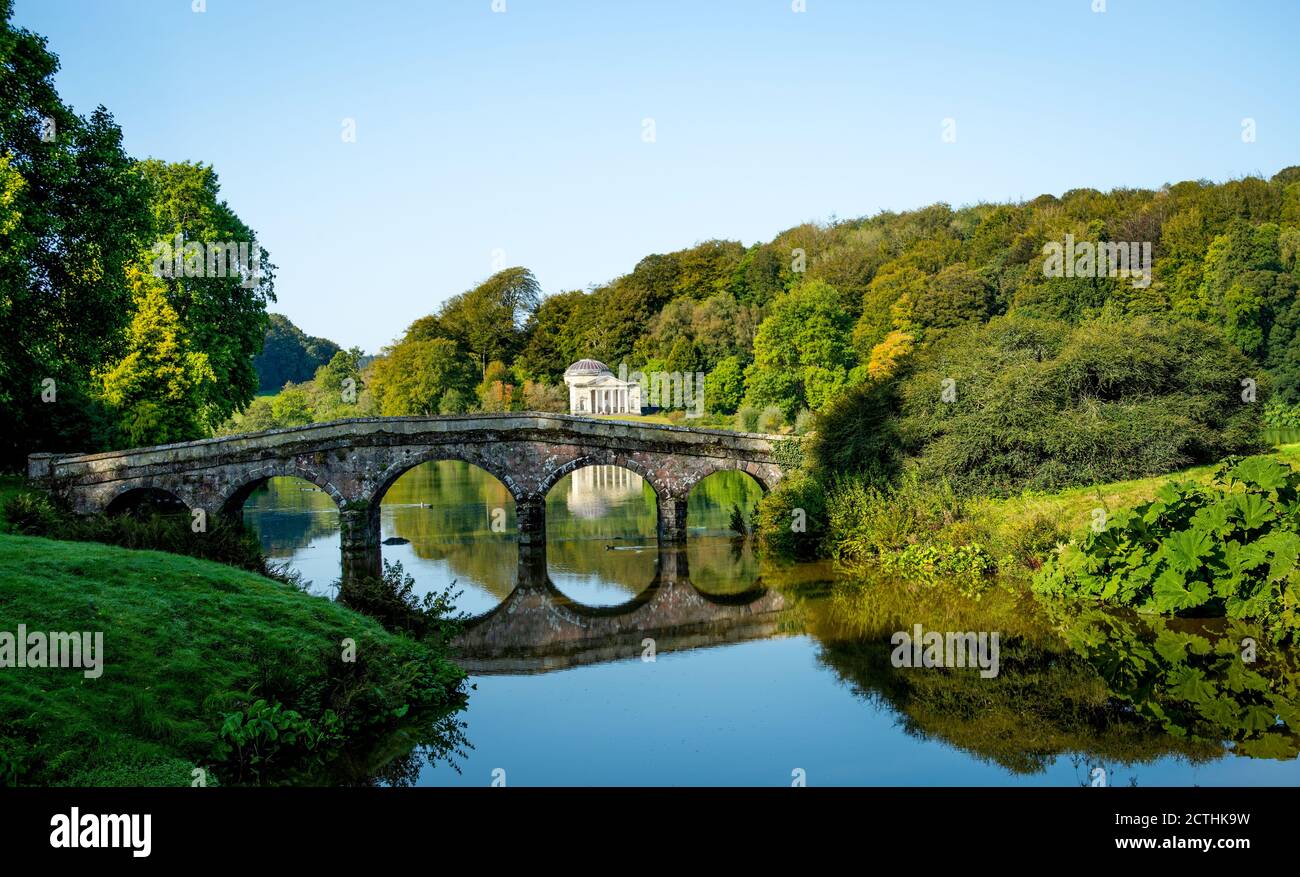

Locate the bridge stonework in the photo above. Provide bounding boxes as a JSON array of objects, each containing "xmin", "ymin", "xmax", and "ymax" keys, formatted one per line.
[{"xmin": 29, "ymin": 414, "xmax": 790, "ymax": 566}]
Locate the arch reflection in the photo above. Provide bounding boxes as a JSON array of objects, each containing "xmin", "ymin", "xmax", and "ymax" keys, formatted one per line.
[{"xmin": 453, "ymin": 542, "xmax": 788, "ymax": 674}]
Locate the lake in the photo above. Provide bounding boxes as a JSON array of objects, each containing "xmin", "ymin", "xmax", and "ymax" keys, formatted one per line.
[{"xmin": 242, "ymin": 461, "xmax": 1300, "ymax": 786}]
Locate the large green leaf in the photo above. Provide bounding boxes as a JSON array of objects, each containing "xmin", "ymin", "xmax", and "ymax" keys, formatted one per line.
[
  {"xmin": 1160, "ymin": 528, "xmax": 1214, "ymax": 573},
  {"xmin": 1150, "ymin": 567, "xmax": 1211, "ymax": 612},
  {"xmin": 1230, "ymin": 457, "xmax": 1291, "ymax": 491},
  {"xmin": 1231, "ymin": 492, "xmax": 1276, "ymax": 531}
]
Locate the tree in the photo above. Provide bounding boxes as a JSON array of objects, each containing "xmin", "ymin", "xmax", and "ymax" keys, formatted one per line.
[
  {"xmin": 476, "ymin": 360, "xmax": 517, "ymax": 412},
  {"xmin": 133, "ymin": 159, "xmax": 276, "ymax": 430},
  {"xmin": 744, "ymin": 279, "xmax": 856, "ymax": 417},
  {"xmin": 368, "ymin": 339, "xmax": 476, "ymax": 416},
  {"xmin": 268, "ymin": 383, "xmax": 314, "ymax": 428},
  {"xmin": 437, "ymin": 267, "xmax": 540, "ymax": 378},
  {"xmin": 703, "ymin": 355, "xmax": 745, "ymax": 414},
  {"xmin": 253, "ymin": 314, "xmax": 340, "ymax": 393},
  {"xmin": 310, "ymin": 348, "xmax": 365, "ymax": 421},
  {"xmin": 516, "ymin": 289, "xmax": 591, "ymax": 381},
  {"xmin": 522, "ymin": 379, "xmax": 568, "ymax": 412},
  {"xmin": 0, "ymin": 0, "xmax": 152, "ymax": 466},
  {"xmin": 97, "ymin": 271, "xmax": 216, "ymax": 447}
]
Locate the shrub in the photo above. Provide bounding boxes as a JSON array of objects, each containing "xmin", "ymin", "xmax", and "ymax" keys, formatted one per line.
[
  {"xmin": 0, "ymin": 493, "xmax": 63, "ymax": 535},
  {"xmin": 1035, "ymin": 455, "xmax": 1300, "ymax": 642},
  {"xmin": 212, "ymin": 699, "xmax": 342, "ymax": 783},
  {"xmin": 825, "ymin": 471, "xmax": 967, "ymax": 565},
  {"xmin": 734, "ymin": 404, "xmax": 760, "ymax": 432},
  {"xmin": 793, "ymin": 408, "xmax": 815, "ymax": 435},
  {"xmin": 756, "ymin": 472, "xmax": 826, "ymax": 560},
  {"xmin": 1263, "ymin": 400, "xmax": 1300, "ymax": 429},
  {"xmin": 438, "ymin": 388, "xmax": 469, "ymax": 415},
  {"xmin": 894, "ymin": 312, "xmax": 1265, "ymax": 495},
  {"xmin": 338, "ymin": 559, "xmax": 465, "ymax": 644},
  {"xmin": 805, "ymin": 377, "xmax": 900, "ymax": 482},
  {"xmin": 757, "ymin": 405, "xmax": 785, "ymax": 433}
]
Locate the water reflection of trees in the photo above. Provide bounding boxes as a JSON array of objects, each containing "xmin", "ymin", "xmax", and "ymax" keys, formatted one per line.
[
  {"xmin": 382, "ymin": 461, "xmax": 517, "ymax": 547},
  {"xmin": 688, "ymin": 471, "xmax": 764, "ymax": 535},
  {"xmin": 802, "ymin": 578, "xmax": 1257, "ymax": 774},
  {"xmin": 321, "ymin": 705, "xmax": 473, "ymax": 786},
  {"xmin": 241, "ymin": 477, "xmax": 339, "ymax": 555}
]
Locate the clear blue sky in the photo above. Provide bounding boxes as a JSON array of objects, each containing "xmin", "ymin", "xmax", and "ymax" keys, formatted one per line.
[{"xmin": 15, "ymin": 0, "xmax": 1299, "ymax": 353}]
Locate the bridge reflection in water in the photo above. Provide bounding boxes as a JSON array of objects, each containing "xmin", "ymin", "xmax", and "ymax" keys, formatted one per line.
[{"xmin": 448, "ymin": 542, "xmax": 790, "ymax": 675}]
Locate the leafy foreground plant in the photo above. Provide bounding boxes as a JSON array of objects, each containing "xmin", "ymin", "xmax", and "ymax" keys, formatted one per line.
[{"xmin": 1035, "ymin": 456, "xmax": 1300, "ymax": 643}]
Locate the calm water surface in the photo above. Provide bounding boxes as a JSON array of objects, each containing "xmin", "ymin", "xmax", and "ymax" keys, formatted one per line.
[{"xmin": 242, "ymin": 462, "xmax": 1300, "ymax": 786}]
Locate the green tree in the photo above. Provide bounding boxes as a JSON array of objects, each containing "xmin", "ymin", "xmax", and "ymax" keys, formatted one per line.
[
  {"xmin": 252, "ymin": 314, "xmax": 340, "ymax": 393},
  {"xmin": 134, "ymin": 159, "xmax": 276, "ymax": 430},
  {"xmin": 268, "ymin": 384, "xmax": 314, "ymax": 428},
  {"xmin": 516, "ymin": 289, "xmax": 592, "ymax": 380},
  {"xmin": 97, "ymin": 272, "xmax": 216, "ymax": 447},
  {"xmin": 369, "ymin": 339, "xmax": 476, "ymax": 416},
  {"xmin": 744, "ymin": 279, "xmax": 856, "ymax": 418},
  {"xmin": 310, "ymin": 348, "xmax": 365, "ymax": 421},
  {"xmin": 0, "ymin": 0, "xmax": 152, "ymax": 466},
  {"xmin": 438, "ymin": 267, "xmax": 541, "ymax": 378},
  {"xmin": 704, "ymin": 355, "xmax": 745, "ymax": 414}
]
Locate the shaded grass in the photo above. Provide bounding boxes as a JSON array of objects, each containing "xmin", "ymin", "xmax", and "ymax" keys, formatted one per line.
[{"xmin": 0, "ymin": 533, "xmax": 464, "ymax": 786}]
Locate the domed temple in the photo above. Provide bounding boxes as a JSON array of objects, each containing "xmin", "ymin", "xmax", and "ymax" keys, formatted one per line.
[{"xmin": 563, "ymin": 359, "xmax": 642, "ymax": 415}]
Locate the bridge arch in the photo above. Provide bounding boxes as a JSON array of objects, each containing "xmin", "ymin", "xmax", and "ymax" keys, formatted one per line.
[
  {"xmin": 368, "ymin": 447, "xmax": 525, "ymax": 509},
  {"xmin": 105, "ymin": 484, "xmax": 191, "ymax": 516},
  {"xmin": 681, "ymin": 462, "xmax": 774, "ymax": 496},
  {"xmin": 218, "ymin": 463, "xmax": 344, "ymax": 517},
  {"xmin": 538, "ymin": 453, "xmax": 664, "ymax": 501}
]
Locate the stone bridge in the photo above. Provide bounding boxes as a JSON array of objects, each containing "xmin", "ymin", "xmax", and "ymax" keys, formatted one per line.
[
  {"xmin": 451, "ymin": 545, "xmax": 792, "ymax": 674},
  {"xmin": 29, "ymin": 413, "xmax": 790, "ymax": 568}
]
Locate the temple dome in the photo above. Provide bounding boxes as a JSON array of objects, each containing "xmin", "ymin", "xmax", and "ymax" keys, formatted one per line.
[{"xmin": 564, "ymin": 359, "xmax": 612, "ymax": 377}]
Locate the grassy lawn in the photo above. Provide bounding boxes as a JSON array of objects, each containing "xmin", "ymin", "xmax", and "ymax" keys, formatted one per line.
[
  {"xmin": 967, "ymin": 443, "xmax": 1300, "ymax": 570},
  {"xmin": 0, "ymin": 532, "xmax": 463, "ymax": 786}
]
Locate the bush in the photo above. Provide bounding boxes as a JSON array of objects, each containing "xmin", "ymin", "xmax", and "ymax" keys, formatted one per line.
[
  {"xmin": 1, "ymin": 492, "xmax": 286, "ymax": 583},
  {"xmin": 793, "ymin": 408, "xmax": 815, "ymax": 435},
  {"xmin": 0, "ymin": 493, "xmax": 63, "ymax": 535},
  {"xmin": 438, "ymin": 388, "xmax": 469, "ymax": 415},
  {"xmin": 338, "ymin": 559, "xmax": 465, "ymax": 644},
  {"xmin": 756, "ymin": 472, "xmax": 826, "ymax": 560},
  {"xmin": 893, "ymin": 312, "xmax": 1265, "ymax": 495},
  {"xmin": 805, "ymin": 377, "xmax": 900, "ymax": 482},
  {"xmin": 1263, "ymin": 400, "xmax": 1300, "ymax": 429},
  {"xmin": 734, "ymin": 404, "xmax": 760, "ymax": 432},
  {"xmin": 1035, "ymin": 455, "xmax": 1300, "ymax": 642},
  {"xmin": 756, "ymin": 405, "xmax": 785, "ymax": 433},
  {"xmin": 825, "ymin": 471, "xmax": 966, "ymax": 566}
]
